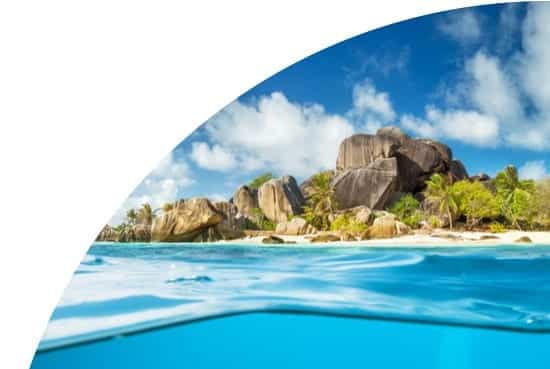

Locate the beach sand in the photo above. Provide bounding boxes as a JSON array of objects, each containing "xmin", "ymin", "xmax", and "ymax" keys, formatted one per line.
[{"xmin": 226, "ymin": 230, "xmax": 550, "ymax": 247}]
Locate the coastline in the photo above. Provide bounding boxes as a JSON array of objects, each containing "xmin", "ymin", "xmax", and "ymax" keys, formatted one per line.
[{"xmin": 223, "ymin": 230, "xmax": 550, "ymax": 247}]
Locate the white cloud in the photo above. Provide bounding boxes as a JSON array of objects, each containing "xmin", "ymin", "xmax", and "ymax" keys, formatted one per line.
[
  {"xmin": 348, "ymin": 80, "xmax": 396, "ymax": 133},
  {"xmin": 401, "ymin": 106, "xmax": 499, "ymax": 147},
  {"xmin": 404, "ymin": 4, "xmax": 550, "ymax": 151},
  {"xmin": 466, "ymin": 51, "xmax": 521, "ymax": 123},
  {"xmin": 109, "ymin": 153, "xmax": 194, "ymax": 225},
  {"xmin": 438, "ymin": 9, "xmax": 482, "ymax": 44},
  {"xmin": 496, "ymin": 3, "xmax": 521, "ymax": 53},
  {"xmin": 201, "ymin": 91, "xmax": 355, "ymax": 175},
  {"xmin": 519, "ymin": 160, "xmax": 548, "ymax": 180},
  {"xmin": 190, "ymin": 142, "xmax": 237, "ymax": 171}
]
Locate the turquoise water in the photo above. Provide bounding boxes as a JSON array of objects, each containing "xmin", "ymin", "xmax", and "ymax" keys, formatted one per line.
[{"xmin": 32, "ymin": 243, "xmax": 550, "ymax": 368}]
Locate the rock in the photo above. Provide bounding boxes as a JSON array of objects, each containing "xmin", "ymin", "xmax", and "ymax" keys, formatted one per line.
[
  {"xmin": 354, "ymin": 206, "xmax": 374, "ymax": 225},
  {"xmin": 232, "ymin": 185, "xmax": 259, "ymax": 220},
  {"xmin": 394, "ymin": 139, "xmax": 450, "ymax": 192},
  {"xmin": 258, "ymin": 176, "xmax": 305, "ymax": 223},
  {"xmin": 310, "ymin": 233, "xmax": 341, "ymax": 242},
  {"xmin": 151, "ymin": 198, "xmax": 223, "ymax": 242},
  {"xmin": 262, "ymin": 235, "xmax": 285, "ymax": 244},
  {"xmin": 333, "ymin": 158, "xmax": 399, "ymax": 210},
  {"xmin": 133, "ymin": 224, "xmax": 151, "ymax": 242},
  {"xmin": 340, "ymin": 232, "xmax": 356, "ymax": 241},
  {"xmin": 96, "ymin": 225, "xmax": 118, "ymax": 242},
  {"xmin": 336, "ymin": 134, "xmax": 399, "ymax": 171},
  {"xmin": 470, "ymin": 173, "xmax": 491, "ymax": 182},
  {"xmin": 430, "ymin": 232, "xmax": 462, "ymax": 241},
  {"xmin": 515, "ymin": 236, "xmax": 533, "ymax": 244},
  {"xmin": 376, "ymin": 126, "xmax": 410, "ymax": 144},
  {"xmin": 213, "ymin": 201, "xmax": 247, "ymax": 240},
  {"xmin": 480, "ymin": 235, "xmax": 499, "ymax": 240},
  {"xmin": 362, "ymin": 215, "xmax": 411, "ymax": 239},
  {"xmin": 449, "ymin": 160, "xmax": 469, "ymax": 182},
  {"xmin": 275, "ymin": 217, "xmax": 316, "ymax": 235}
]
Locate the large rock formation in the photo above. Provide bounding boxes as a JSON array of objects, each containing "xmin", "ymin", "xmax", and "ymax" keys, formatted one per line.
[
  {"xmin": 151, "ymin": 198, "xmax": 223, "ymax": 242},
  {"xmin": 332, "ymin": 127, "xmax": 468, "ymax": 211},
  {"xmin": 213, "ymin": 201, "xmax": 247, "ymax": 239},
  {"xmin": 333, "ymin": 158, "xmax": 399, "ymax": 210},
  {"xmin": 336, "ymin": 134, "xmax": 399, "ymax": 171},
  {"xmin": 231, "ymin": 185, "xmax": 258, "ymax": 220},
  {"xmin": 258, "ymin": 176, "xmax": 305, "ymax": 223},
  {"xmin": 96, "ymin": 225, "xmax": 118, "ymax": 242}
]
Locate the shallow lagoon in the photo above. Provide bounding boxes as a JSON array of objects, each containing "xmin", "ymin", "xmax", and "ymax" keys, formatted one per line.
[{"xmin": 33, "ymin": 242, "xmax": 550, "ymax": 368}]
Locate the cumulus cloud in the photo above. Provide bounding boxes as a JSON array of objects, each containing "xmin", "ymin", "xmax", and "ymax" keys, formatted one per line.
[
  {"xmin": 437, "ymin": 9, "xmax": 483, "ymax": 44},
  {"xmin": 401, "ymin": 106, "xmax": 499, "ymax": 147},
  {"xmin": 348, "ymin": 80, "xmax": 396, "ymax": 132},
  {"xmin": 190, "ymin": 142, "xmax": 237, "ymax": 171},
  {"xmin": 197, "ymin": 91, "xmax": 355, "ymax": 176},
  {"xmin": 404, "ymin": 3, "xmax": 550, "ymax": 150},
  {"xmin": 519, "ymin": 160, "xmax": 549, "ymax": 180},
  {"xmin": 110, "ymin": 153, "xmax": 194, "ymax": 225}
]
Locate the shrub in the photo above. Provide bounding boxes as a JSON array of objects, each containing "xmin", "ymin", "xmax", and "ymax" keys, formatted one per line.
[
  {"xmin": 494, "ymin": 165, "xmax": 536, "ymax": 230},
  {"xmin": 428, "ymin": 215, "xmax": 442, "ymax": 229},
  {"xmin": 388, "ymin": 194, "xmax": 421, "ymax": 229},
  {"xmin": 250, "ymin": 208, "xmax": 276, "ymax": 231},
  {"xmin": 452, "ymin": 180, "xmax": 499, "ymax": 227},
  {"xmin": 330, "ymin": 214, "xmax": 367, "ymax": 235},
  {"xmin": 489, "ymin": 222, "xmax": 506, "ymax": 234},
  {"xmin": 249, "ymin": 173, "xmax": 273, "ymax": 189}
]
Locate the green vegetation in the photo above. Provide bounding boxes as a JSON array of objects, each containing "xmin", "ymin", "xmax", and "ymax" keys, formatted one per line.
[
  {"xmin": 489, "ymin": 222, "xmax": 506, "ymax": 233},
  {"xmin": 424, "ymin": 173, "xmax": 459, "ymax": 231},
  {"xmin": 453, "ymin": 180, "xmax": 499, "ymax": 228},
  {"xmin": 534, "ymin": 180, "xmax": 550, "ymax": 228},
  {"xmin": 137, "ymin": 203, "xmax": 154, "ymax": 225},
  {"xmin": 250, "ymin": 207, "xmax": 276, "ymax": 231},
  {"xmin": 249, "ymin": 173, "xmax": 273, "ymax": 189},
  {"xmin": 303, "ymin": 172, "xmax": 338, "ymax": 231},
  {"xmin": 126, "ymin": 209, "xmax": 138, "ymax": 225},
  {"xmin": 388, "ymin": 194, "xmax": 422, "ymax": 229},
  {"xmin": 494, "ymin": 165, "xmax": 536, "ymax": 230},
  {"xmin": 330, "ymin": 213, "xmax": 368, "ymax": 234}
]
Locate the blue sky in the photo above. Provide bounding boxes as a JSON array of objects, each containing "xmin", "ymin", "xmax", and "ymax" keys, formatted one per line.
[{"xmin": 111, "ymin": 2, "xmax": 550, "ymax": 224}]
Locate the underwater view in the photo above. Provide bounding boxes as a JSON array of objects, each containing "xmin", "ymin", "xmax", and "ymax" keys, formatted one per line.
[{"xmin": 33, "ymin": 243, "xmax": 550, "ymax": 368}]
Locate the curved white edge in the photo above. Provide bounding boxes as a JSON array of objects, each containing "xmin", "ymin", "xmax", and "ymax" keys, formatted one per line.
[{"xmin": 0, "ymin": 1, "xmax": 516, "ymax": 368}]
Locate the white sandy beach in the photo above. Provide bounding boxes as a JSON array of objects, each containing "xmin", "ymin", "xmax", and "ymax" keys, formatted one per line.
[{"xmin": 227, "ymin": 231, "xmax": 550, "ymax": 247}]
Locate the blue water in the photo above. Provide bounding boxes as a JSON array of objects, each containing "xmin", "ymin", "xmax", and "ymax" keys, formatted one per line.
[{"xmin": 32, "ymin": 243, "xmax": 550, "ymax": 368}]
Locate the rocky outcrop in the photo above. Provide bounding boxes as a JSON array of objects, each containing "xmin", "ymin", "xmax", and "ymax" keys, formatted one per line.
[
  {"xmin": 362, "ymin": 214, "xmax": 411, "ymax": 239},
  {"xmin": 449, "ymin": 160, "xmax": 469, "ymax": 181},
  {"xmin": 334, "ymin": 127, "xmax": 467, "ymax": 206},
  {"xmin": 151, "ymin": 198, "xmax": 223, "ymax": 242},
  {"xmin": 275, "ymin": 217, "xmax": 317, "ymax": 235},
  {"xmin": 333, "ymin": 158, "xmax": 399, "ymax": 210},
  {"xmin": 213, "ymin": 201, "xmax": 247, "ymax": 239},
  {"xmin": 96, "ymin": 225, "xmax": 118, "ymax": 242},
  {"xmin": 117, "ymin": 224, "xmax": 151, "ymax": 242},
  {"xmin": 310, "ymin": 233, "xmax": 341, "ymax": 242},
  {"xmin": 336, "ymin": 134, "xmax": 399, "ymax": 171},
  {"xmin": 232, "ymin": 185, "xmax": 258, "ymax": 220},
  {"xmin": 258, "ymin": 176, "xmax": 305, "ymax": 223},
  {"xmin": 262, "ymin": 235, "xmax": 285, "ymax": 244}
]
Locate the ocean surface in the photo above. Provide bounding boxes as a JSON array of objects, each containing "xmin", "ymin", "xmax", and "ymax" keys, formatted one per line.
[{"xmin": 33, "ymin": 242, "xmax": 550, "ymax": 368}]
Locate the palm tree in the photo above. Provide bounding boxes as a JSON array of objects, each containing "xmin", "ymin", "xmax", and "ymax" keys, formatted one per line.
[
  {"xmin": 162, "ymin": 202, "xmax": 174, "ymax": 213},
  {"xmin": 494, "ymin": 165, "xmax": 535, "ymax": 230},
  {"xmin": 303, "ymin": 172, "xmax": 338, "ymax": 231},
  {"xmin": 424, "ymin": 173, "xmax": 458, "ymax": 231},
  {"xmin": 126, "ymin": 209, "xmax": 138, "ymax": 225},
  {"xmin": 137, "ymin": 203, "xmax": 154, "ymax": 225}
]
